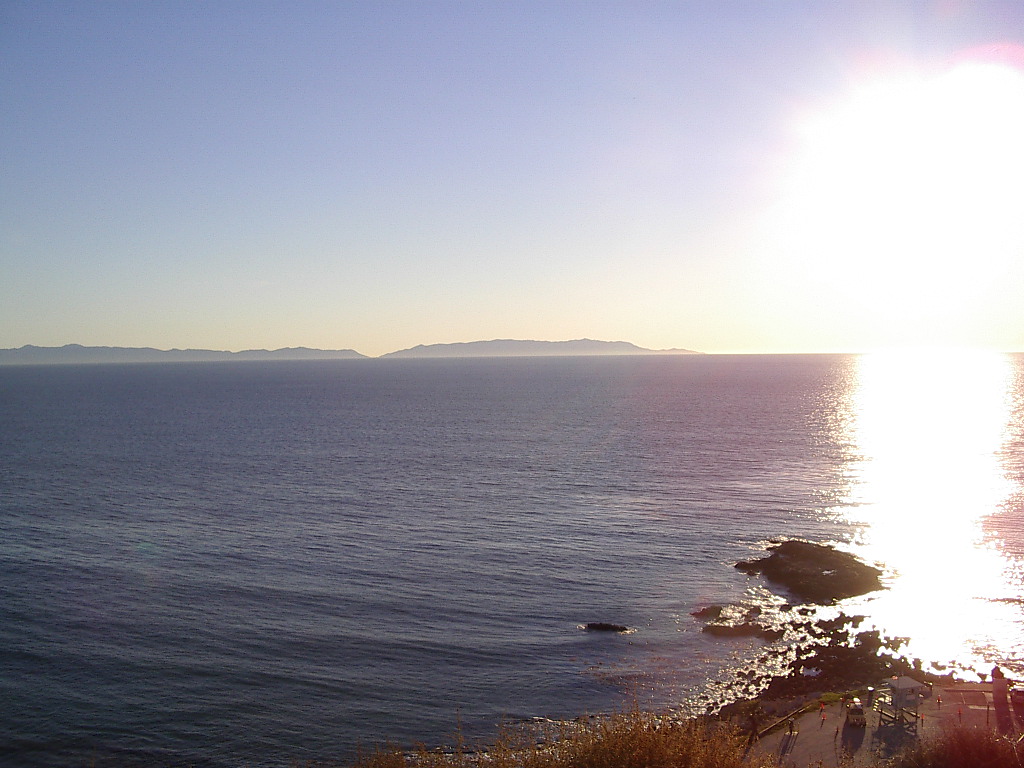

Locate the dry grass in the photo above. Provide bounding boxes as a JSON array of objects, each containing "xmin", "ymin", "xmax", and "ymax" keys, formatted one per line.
[
  {"xmin": 341, "ymin": 710, "xmax": 774, "ymax": 768},
  {"xmin": 300, "ymin": 709, "xmax": 1024, "ymax": 768},
  {"xmin": 890, "ymin": 726, "xmax": 1024, "ymax": 768}
]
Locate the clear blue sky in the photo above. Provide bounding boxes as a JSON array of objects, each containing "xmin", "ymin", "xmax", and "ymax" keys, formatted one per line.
[{"xmin": 3, "ymin": 1, "xmax": 1023, "ymax": 356}]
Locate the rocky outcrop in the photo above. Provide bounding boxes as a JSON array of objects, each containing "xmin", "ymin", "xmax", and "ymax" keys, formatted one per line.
[
  {"xmin": 583, "ymin": 622, "xmax": 631, "ymax": 633},
  {"xmin": 690, "ymin": 605, "xmax": 725, "ymax": 620},
  {"xmin": 711, "ymin": 612, "xmax": 920, "ymax": 718},
  {"xmin": 735, "ymin": 540, "xmax": 883, "ymax": 603}
]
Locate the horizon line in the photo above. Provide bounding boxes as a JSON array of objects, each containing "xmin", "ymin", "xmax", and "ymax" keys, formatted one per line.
[{"xmin": 2, "ymin": 340, "xmax": 1021, "ymax": 361}]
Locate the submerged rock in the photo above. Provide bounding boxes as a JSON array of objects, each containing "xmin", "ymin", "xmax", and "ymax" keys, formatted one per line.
[
  {"xmin": 735, "ymin": 540, "xmax": 883, "ymax": 603},
  {"xmin": 701, "ymin": 622, "xmax": 784, "ymax": 641},
  {"xmin": 690, "ymin": 605, "xmax": 725, "ymax": 620}
]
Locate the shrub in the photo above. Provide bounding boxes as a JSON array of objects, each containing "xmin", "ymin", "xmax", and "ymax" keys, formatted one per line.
[
  {"xmin": 893, "ymin": 726, "xmax": 1023, "ymax": 768},
  {"xmin": 348, "ymin": 710, "xmax": 774, "ymax": 768}
]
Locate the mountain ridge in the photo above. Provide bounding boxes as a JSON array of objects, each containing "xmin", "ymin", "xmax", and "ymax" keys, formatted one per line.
[
  {"xmin": 382, "ymin": 338, "xmax": 699, "ymax": 358},
  {"xmin": 0, "ymin": 344, "xmax": 368, "ymax": 365},
  {"xmin": 0, "ymin": 339, "xmax": 700, "ymax": 365}
]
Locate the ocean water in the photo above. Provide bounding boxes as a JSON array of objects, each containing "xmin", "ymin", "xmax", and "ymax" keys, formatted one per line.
[{"xmin": 1, "ymin": 353, "xmax": 1021, "ymax": 767}]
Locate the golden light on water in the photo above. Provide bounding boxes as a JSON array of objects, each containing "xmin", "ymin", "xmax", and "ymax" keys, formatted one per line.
[{"xmin": 841, "ymin": 349, "xmax": 1023, "ymax": 675}]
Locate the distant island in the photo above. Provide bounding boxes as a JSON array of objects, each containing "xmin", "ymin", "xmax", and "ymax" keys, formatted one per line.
[
  {"xmin": 0, "ymin": 344, "xmax": 368, "ymax": 366},
  {"xmin": 382, "ymin": 339, "xmax": 700, "ymax": 358},
  {"xmin": 0, "ymin": 339, "xmax": 700, "ymax": 365}
]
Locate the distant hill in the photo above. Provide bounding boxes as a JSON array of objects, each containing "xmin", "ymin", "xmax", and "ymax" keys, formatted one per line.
[
  {"xmin": 381, "ymin": 339, "xmax": 700, "ymax": 359},
  {"xmin": 0, "ymin": 340, "xmax": 701, "ymax": 365},
  {"xmin": 0, "ymin": 344, "xmax": 368, "ymax": 365}
]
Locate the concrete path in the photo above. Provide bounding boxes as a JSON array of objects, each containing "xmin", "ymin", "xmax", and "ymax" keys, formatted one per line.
[{"xmin": 747, "ymin": 682, "xmax": 1023, "ymax": 767}]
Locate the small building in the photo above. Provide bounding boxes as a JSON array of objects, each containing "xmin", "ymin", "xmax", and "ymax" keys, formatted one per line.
[
  {"xmin": 874, "ymin": 677, "xmax": 928, "ymax": 733},
  {"xmin": 888, "ymin": 676, "xmax": 929, "ymax": 709}
]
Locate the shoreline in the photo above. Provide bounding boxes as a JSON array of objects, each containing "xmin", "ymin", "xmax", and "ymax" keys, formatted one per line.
[
  {"xmin": 419, "ymin": 630, "xmax": 1020, "ymax": 768},
  {"xmin": 407, "ymin": 539, "xmax": 1021, "ymax": 764}
]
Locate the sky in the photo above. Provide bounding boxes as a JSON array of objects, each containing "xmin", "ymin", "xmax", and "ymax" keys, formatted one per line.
[{"xmin": 3, "ymin": 1, "xmax": 1024, "ymax": 357}]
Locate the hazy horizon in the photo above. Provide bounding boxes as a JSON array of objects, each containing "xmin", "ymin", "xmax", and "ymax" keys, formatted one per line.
[
  {"xmin": 8, "ymin": 339, "xmax": 1024, "ymax": 364},
  {"xmin": 1, "ymin": 337, "xmax": 697, "ymax": 360},
  {"xmin": 4, "ymin": 2, "xmax": 1024, "ymax": 357}
]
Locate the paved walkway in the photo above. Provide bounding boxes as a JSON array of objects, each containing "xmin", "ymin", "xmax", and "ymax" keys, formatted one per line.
[{"xmin": 747, "ymin": 681, "xmax": 1024, "ymax": 767}]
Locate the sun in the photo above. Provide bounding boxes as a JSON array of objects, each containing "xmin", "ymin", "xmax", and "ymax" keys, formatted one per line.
[{"xmin": 760, "ymin": 54, "xmax": 1024, "ymax": 349}]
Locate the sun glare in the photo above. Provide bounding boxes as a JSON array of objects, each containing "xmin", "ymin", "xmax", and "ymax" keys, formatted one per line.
[
  {"xmin": 840, "ymin": 348, "xmax": 1021, "ymax": 672},
  {"xmin": 764, "ymin": 57, "xmax": 1024, "ymax": 345}
]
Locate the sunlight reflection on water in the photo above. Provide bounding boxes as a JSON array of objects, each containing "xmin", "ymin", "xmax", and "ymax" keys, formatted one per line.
[{"xmin": 839, "ymin": 349, "xmax": 1024, "ymax": 677}]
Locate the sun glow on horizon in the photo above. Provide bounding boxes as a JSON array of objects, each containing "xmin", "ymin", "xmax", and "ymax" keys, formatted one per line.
[{"xmin": 759, "ymin": 55, "xmax": 1024, "ymax": 350}]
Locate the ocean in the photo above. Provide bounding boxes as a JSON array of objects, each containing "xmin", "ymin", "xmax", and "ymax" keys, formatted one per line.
[{"xmin": 1, "ymin": 353, "xmax": 1022, "ymax": 767}]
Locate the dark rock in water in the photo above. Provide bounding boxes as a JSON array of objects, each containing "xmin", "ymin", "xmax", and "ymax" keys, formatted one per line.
[
  {"xmin": 735, "ymin": 540, "xmax": 883, "ymax": 603},
  {"xmin": 702, "ymin": 622, "xmax": 753, "ymax": 637},
  {"xmin": 690, "ymin": 605, "xmax": 724, "ymax": 620},
  {"xmin": 759, "ymin": 626, "xmax": 911, "ymax": 699},
  {"xmin": 584, "ymin": 622, "xmax": 630, "ymax": 633},
  {"xmin": 701, "ymin": 622, "xmax": 784, "ymax": 641},
  {"xmin": 707, "ymin": 611, "xmax": 927, "ymax": 708}
]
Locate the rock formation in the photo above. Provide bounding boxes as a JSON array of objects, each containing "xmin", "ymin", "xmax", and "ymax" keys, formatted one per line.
[{"xmin": 735, "ymin": 540, "xmax": 883, "ymax": 603}]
